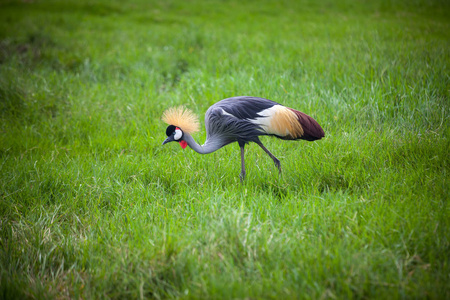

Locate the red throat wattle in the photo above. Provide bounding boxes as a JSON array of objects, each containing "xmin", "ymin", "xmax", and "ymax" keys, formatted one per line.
[{"xmin": 179, "ymin": 140, "xmax": 187, "ymax": 149}]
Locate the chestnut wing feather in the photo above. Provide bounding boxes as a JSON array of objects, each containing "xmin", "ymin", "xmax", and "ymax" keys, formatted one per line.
[{"xmin": 288, "ymin": 108, "xmax": 325, "ymax": 141}]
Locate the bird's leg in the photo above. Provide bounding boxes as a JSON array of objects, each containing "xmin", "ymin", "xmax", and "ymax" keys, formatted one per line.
[
  {"xmin": 239, "ymin": 141, "xmax": 246, "ymax": 181},
  {"xmin": 256, "ymin": 141, "xmax": 282, "ymax": 174}
]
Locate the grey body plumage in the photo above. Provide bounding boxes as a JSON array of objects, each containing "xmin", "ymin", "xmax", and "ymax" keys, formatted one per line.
[{"xmin": 162, "ymin": 96, "xmax": 325, "ymax": 180}]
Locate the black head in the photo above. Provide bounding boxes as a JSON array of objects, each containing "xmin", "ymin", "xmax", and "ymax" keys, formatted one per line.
[
  {"xmin": 165, "ymin": 125, "xmax": 176, "ymax": 137},
  {"xmin": 162, "ymin": 125, "xmax": 184, "ymax": 145}
]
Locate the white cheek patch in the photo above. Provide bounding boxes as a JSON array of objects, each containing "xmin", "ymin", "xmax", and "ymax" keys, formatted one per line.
[{"xmin": 174, "ymin": 129, "xmax": 182, "ymax": 141}]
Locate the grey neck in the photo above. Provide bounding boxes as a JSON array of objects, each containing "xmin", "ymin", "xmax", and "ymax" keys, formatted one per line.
[{"xmin": 183, "ymin": 132, "xmax": 224, "ymax": 154}]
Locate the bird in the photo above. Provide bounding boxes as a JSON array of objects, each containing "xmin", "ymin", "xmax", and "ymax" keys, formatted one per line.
[{"xmin": 162, "ymin": 96, "xmax": 325, "ymax": 180}]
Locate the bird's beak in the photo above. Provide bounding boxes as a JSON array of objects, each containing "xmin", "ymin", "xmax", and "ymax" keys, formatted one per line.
[{"xmin": 162, "ymin": 136, "xmax": 174, "ymax": 145}]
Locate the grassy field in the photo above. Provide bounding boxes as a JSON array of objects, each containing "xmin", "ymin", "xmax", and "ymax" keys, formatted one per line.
[{"xmin": 0, "ymin": 0, "xmax": 449, "ymax": 298}]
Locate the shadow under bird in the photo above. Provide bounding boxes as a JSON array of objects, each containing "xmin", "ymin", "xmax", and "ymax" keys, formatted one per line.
[{"xmin": 162, "ymin": 96, "xmax": 325, "ymax": 180}]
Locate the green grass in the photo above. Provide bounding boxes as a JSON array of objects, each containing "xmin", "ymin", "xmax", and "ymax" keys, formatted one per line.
[{"xmin": 0, "ymin": 0, "xmax": 449, "ymax": 298}]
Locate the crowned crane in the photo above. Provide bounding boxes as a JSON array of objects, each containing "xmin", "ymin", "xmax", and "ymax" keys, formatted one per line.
[{"xmin": 162, "ymin": 96, "xmax": 324, "ymax": 180}]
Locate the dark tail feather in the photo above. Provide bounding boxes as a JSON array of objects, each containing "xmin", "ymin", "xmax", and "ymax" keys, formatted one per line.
[{"xmin": 288, "ymin": 108, "xmax": 325, "ymax": 141}]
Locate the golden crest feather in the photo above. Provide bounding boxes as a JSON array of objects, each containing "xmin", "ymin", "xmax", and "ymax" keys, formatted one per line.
[{"xmin": 162, "ymin": 106, "xmax": 200, "ymax": 134}]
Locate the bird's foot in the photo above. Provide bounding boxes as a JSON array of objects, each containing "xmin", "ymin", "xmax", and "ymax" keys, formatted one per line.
[
  {"xmin": 274, "ymin": 159, "xmax": 282, "ymax": 175},
  {"xmin": 239, "ymin": 171, "xmax": 246, "ymax": 182}
]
